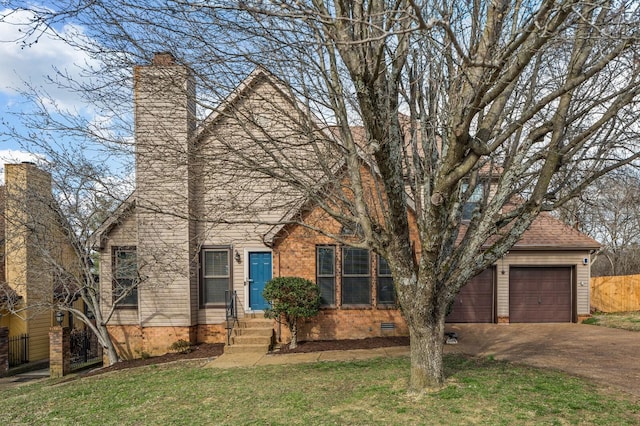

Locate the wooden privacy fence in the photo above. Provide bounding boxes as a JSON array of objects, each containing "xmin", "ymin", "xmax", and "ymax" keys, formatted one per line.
[{"xmin": 590, "ymin": 275, "xmax": 640, "ymax": 313}]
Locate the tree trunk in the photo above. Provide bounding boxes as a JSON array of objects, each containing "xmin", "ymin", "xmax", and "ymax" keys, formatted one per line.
[
  {"xmin": 289, "ymin": 319, "xmax": 298, "ymax": 349},
  {"xmin": 99, "ymin": 326, "xmax": 120, "ymax": 366},
  {"xmin": 85, "ymin": 318, "xmax": 120, "ymax": 366},
  {"xmin": 407, "ymin": 314, "xmax": 446, "ymax": 392}
]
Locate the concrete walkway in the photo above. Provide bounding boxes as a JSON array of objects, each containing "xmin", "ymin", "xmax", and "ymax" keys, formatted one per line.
[
  {"xmin": 0, "ymin": 368, "xmax": 49, "ymax": 390},
  {"xmin": 206, "ymin": 323, "xmax": 640, "ymax": 398}
]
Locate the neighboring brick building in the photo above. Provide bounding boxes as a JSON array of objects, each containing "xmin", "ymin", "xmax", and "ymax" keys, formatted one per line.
[{"xmin": 94, "ymin": 53, "xmax": 600, "ymax": 359}]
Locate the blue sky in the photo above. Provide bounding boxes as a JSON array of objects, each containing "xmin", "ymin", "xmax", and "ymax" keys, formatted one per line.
[{"xmin": 0, "ymin": 5, "xmax": 98, "ymax": 182}]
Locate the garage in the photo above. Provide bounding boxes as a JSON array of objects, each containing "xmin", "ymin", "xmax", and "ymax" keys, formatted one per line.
[
  {"xmin": 509, "ymin": 267, "xmax": 573, "ymax": 322},
  {"xmin": 446, "ymin": 268, "xmax": 495, "ymax": 323}
]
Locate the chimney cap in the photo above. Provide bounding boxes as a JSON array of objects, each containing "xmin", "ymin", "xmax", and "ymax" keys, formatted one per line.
[{"xmin": 152, "ymin": 52, "xmax": 176, "ymax": 66}]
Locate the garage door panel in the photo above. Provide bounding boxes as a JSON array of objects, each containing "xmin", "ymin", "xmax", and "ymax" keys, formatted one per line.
[
  {"xmin": 446, "ymin": 268, "xmax": 494, "ymax": 323},
  {"xmin": 509, "ymin": 267, "xmax": 572, "ymax": 323}
]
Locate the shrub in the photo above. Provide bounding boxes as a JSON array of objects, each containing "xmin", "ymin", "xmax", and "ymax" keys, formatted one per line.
[
  {"xmin": 263, "ymin": 276, "xmax": 321, "ymax": 349},
  {"xmin": 169, "ymin": 339, "xmax": 192, "ymax": 354}
]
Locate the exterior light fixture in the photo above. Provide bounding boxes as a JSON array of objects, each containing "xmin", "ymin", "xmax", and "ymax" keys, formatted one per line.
[
  {"xmin": 55, "ymin": 311, "xmax": 64, "ymax": 326},
  {"xmin": 234, "ymin": 250, "xmax": 241, "ymax": 263}
]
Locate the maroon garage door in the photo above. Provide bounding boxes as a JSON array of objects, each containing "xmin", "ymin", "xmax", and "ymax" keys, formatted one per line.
[
  {"xmin": 509, "ymin": 267, "xmax": 573, "ymax": 323},
  {"xmin": 446, "ymin": 268, "xmax": 494, "ymax": 323}
]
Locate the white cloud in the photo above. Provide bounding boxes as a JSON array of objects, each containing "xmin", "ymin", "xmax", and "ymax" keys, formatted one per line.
[
  {"xmin": 0, "ymin": 150, "xmax": 47, "ymax": 184},
  {"xmin": 0, "ymin": 7, "xmax": 97, "ymax": 112}
]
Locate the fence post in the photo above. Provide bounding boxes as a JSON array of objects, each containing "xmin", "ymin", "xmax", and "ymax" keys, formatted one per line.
[
  {"xmin": 0, "ymin": 327, "xmax": 8, "ymax": 377},
  {"xmin": 49, "ymin": 326, "xmax": 70, "ymax": 378}
]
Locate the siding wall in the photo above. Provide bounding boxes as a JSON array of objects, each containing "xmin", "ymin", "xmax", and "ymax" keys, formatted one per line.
[
  {"xmin": 99, "ymin": 212, "xmax": 139, "ymax": 324},
  {"xmin": 192, "ymin": 76, "xmax": 318, "ymax": 323}
]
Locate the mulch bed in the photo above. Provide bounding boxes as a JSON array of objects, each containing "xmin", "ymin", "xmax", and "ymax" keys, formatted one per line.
[
  {"xmin": 83, "ymin": 337, "xmax": 411, "ymax": 377},
  {"xmin": 83, "ymin": 343, "xmax": 225, "ymax": 376},
  {"xmin": 274, "ymin": 336, "xmax": 410, "ymax": 354}
]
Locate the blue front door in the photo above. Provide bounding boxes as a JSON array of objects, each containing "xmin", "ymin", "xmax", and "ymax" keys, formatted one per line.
[{"xmin": 249, "ymin": 252, "xmax": 272, "ymax": 310}]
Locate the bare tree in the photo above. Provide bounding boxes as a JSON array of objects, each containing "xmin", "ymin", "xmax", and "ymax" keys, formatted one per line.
[
  {"xmin": 0, "ymin": 152, "xmax": 135, "ymax": 365},
  {"xmin": 2, "ymin": 0, "xmax": 640, "ymax": 390},
  {"xmin": 559, "ymin": 170, "xmax": 640, "ymax": 276}
]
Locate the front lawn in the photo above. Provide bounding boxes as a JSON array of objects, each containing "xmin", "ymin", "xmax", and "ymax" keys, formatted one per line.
[
  {"xmin": 583, "ymin": 311, "xmax": 640, "ymax": 331},
  {"xmin": 2, "ymin": 355, "xmax": 638, "ymax": 425}
]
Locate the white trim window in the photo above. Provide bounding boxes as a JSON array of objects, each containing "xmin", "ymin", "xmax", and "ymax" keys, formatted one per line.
[{"xmin": 201, "ymin": 248, "xmax": 231, "ymax": 306}]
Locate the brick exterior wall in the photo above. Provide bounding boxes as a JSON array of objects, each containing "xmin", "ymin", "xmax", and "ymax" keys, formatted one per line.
[
  {"xmin": 49, "ymin": 326, "xmax": 70, "ymax": 378},
  {"xmin": 0, "ymin": 327, "xmax": 8, "ymax": 376},
  {"xmin": 271, "ymin": 168, "xmax": 420, "ymax": 343},
  {"xmin": 107, "ymin": 324, "xmax": 227, "ymax": 359}
]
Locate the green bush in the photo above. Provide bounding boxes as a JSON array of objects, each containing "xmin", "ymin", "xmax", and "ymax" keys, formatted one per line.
[{"xmin": 263, "ymin": 276, "xmax": 321, "ymax": 349}]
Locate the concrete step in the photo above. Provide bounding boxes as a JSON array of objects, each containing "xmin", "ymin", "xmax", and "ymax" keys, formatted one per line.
[
  {"xmin": 232, "ymin": 334, "xmax": 272, "ymax": 345},
  {"xmin": 225, "ymin": 317, "xmax": 274, "ymax": 355},
  {"xmin": 238, "ymin": 319, "xmax": 274, "ymax": 328},
  {"xmin": 233, "ymin": 327, "xmax": 273, "ymax": 337},
  {"xmin": 224, "ymin": 343, "xmax": 271, "ymax": 354}
]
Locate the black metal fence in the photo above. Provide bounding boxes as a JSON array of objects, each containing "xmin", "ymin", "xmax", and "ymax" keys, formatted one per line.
[
  {"xmin": 8, "ymin": 333, "xmax": 29, "ymax": 367},
  {"xmin": 70, "ymin": 329, "xmax": 101, "ymax": 369}
]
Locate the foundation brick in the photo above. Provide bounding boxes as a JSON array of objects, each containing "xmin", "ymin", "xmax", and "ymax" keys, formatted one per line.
[
  {"xmin": 108, "ymin": 324, "xmax": 227, "ymax": 359},
  {"xmin": 578, "ymin": 314, "xmax": 591, "ymax": 323}
]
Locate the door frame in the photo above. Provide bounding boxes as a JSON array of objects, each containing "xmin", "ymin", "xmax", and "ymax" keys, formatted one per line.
[{"xmin": 244, "ymin": 248, "xmax": 273, "ymax": 312}]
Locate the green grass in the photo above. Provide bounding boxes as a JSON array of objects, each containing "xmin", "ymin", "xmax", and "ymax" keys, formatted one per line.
[
  {"xmin": 2, "ymin": 355, "xmax": 639, "ymax": 425},
  {"xmin": 584, "ymin": 311, "xmax": 640, "ymax": 331}
]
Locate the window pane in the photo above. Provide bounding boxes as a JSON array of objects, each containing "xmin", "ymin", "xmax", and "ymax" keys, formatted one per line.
[
  {"xmin": 116, "ymin": 282, "xmax": 138, "ymax": 306},
  {"xmin": 116, "ymin": 250, "xmax": 136, "ymax": 278},
  {"xmin": 377, "ymin": 277, "xmax": 395, "ymax": 304},
  {"xmin": 378, "ymin": 256, "xmax": 392, "ymax": 276},
  {"xmin": 342, "ymin": 277, "xmax": 370, "ymax": 304},
  {"xmin": 317, "ymin": 246, "xmax": 335, "ymax": 306},
  {"xmin": 343, "ymin": 248, "xmax": 369, "ymax": 275},
  {"xmin": 317, "ymin": 247, "xmax": 334, "ymax": 276},
  {"xmin": 113, "ymin": 247, "xmax": 137, "ymax": 306},
  {"xmin": 377, "ymin": 255, "xmax": 395, "ymax": 304},
  {"xmin": 204, "ymin": 251, "xmax": 229, "ymax": 276},
  {"xmin": 318, "ymin": 277, "xmax": 335, "ymax": 305},
  {"xmin": 461, "ymin": 183, "xmax": 484, "ymax": 220},
  {"xmin": 204, "ymin": 278, "xmax": 228, "ymax": 304}
]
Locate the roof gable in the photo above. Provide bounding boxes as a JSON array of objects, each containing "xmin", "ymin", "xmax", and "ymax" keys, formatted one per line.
[{"xmin": 90, "ymin": 193, "xmax": 136, "ymax": 249}]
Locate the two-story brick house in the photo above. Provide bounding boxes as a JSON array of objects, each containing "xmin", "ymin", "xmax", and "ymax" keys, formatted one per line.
[{"xmin": 94, "ymin": 53, "xmax": 599, "ymax": 359}]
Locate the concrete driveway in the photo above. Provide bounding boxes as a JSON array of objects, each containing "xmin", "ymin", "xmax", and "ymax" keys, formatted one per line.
[{"xmin": 445, "ymin": 323, "xmax": 640, "ymax": 397}]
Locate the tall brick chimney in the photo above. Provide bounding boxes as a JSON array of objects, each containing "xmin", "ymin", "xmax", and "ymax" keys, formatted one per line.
[{"xmin": 133, "ymin": 52, "xmax": 197, "ymax": 327}]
